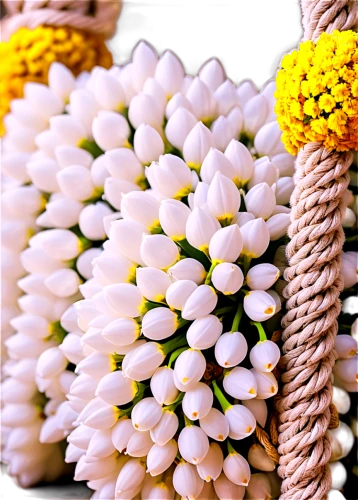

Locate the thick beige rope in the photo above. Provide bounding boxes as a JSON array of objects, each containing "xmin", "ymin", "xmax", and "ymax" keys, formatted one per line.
[
  {"xmin": 277, "ymin": 4, "xmax": 356, "ymax": 499},
  {"xmin": 1, "ymin": 0, "xmax": 122, "ymax": 40}
]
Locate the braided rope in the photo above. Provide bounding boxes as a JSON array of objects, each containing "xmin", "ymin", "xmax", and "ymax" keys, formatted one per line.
[{"xmin": 1, "ymin": 0, "xmax": 122, "ymax": 40}]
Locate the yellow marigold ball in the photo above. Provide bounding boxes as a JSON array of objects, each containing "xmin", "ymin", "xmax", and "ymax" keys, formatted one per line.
[
  {"xmin": 275, "ymin": 30, "xmax": 358, "ymax": 154},
  {"xmin": 0, "ymin": 25, "xmax": 113, "ymax": 135}
]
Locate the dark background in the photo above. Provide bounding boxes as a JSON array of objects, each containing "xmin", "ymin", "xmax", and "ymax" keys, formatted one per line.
[{"xmin": 0, "ymin": 0, "xmax": 302, "ymax": 500}]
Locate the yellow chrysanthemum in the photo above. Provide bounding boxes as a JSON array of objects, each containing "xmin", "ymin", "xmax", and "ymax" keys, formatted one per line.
[
  {"xmin": 0, "ymin": 25, "xmax": 113, "ymax": 135},
  {"xmin": 275, "ymin": 30, "xmax": 358, "ymax": 154}
]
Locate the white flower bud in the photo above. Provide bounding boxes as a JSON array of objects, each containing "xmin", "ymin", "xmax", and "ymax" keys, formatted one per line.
[
  {"xmin": 275, "ymin": 176, "xmax": 294, "ymax": 205},
  {"xmin": 240, "ymin": 218, "xmax": 270, "ymax": 258},
  {"xmin": 178, "ymin": 424, "xmax": 210, "ymax": 464},
  {"xmin": 251, "ymin": 369, "xmax": 278, "ymax": 399},
  {"xmin": 248, "ymin": 159, "xmax": 278, "ymax": 189},
  {"xmin": 200, "ymin": 148, "xmax": 235, "ymax": 185},
  {"xmin": 341, "ymin": 252, "xmax": 358, "ymax": 289},
  {"xmin": 133, "ymin": 124, "xmax": 165, "ymax": 165},
  {"xmin": 247, "ymin": 263, "xmax": 280, "ymax": 290},
  {"xmin": 141, "ymin": 234, "xmax": 179, "ymax": 269},
  {"xmin": 142, "ymin": 307, "xmax": 178, "ymax": 341},
  {"xmin": 209, "ymin": 225, "xmax": 243, "ymax": 263},
  {"xmin": 186, "ymin": 207, "xmax": 221, "ymax": 252},
  {"xmin": 25, "ymin": 81, "xmax": 63, "ymax": 119},
  {"xmin": 159, "ymin": 199, "xmax": 191, "ymax": 242},
  {"xmin": 96, "ymin": 370, "xmax": 138, "ymax": 406},
  {"xmin": 335, "ymin": 334, "xmax": 357, "ymax": 359},
  {"xmin": 212, "ymin": 262, "xmax": 244, "ymax": 295},
  {"xmin": 86, "ymin": 427, "xmax": 116, "ymax": 459},
  {"xmin": 254, "ymin": 121, "xmax": 285, "ymax": 157},
  {"xmin": 150, "ymin": 410, "xmax": 179, "ymax": 446},
  {"xmin": 214, "ymin": 331, "xmax": 248, "ymax": 368},
  {"xmin": 68, "ymin": 424, "xmax": 96, "ymax": 450},
  {"xmin": 181, "ymin": 284, "xmax": 218, "ymax": 320},
  {"xmin": 183, "ymin": 122, "xmax": 215, "ymax": 169},
  {"xmin": 69, "ymin": 88, "xmax": 101, "ymax": 137},
  {"xmin": 48, "ymin": 62, "xmax": 76, "ymax": 101},
  {"xmin": 104, "ymin": 283, "xmax": 144, "ymax": 318},
  {"xmin": 36, "ymin": 347, "xmax": 67, "ymax": 378},
  {"xmin": 110, "ymin": 219, "xmax": 149, "ymax": 266},
  {"xmin": 214, "ymin": 80, "xmax": 240, "ymax": 116},
  {"xmin": 168, "ymin": 258, "xmax": 206, "ymax": 285},
  {"xmin": 242, "ymin": 399, "xmax": 268, "ymax": 428},
  {"xmin": 2, "ymin": 152, "xmax": 31, "ymax": 183},
  {"xmin": 196, "ymin": 442, "xmax": 223, "ymax": 483},
  {"xmin": 121, "ymin": 191, "xmax": 160, "ymax": 230},
  {"xmin": 266, "ymin": 213, "xmax": 290, "ymax": 241},
  {"xmin": 55, "ymin": 144, "xmax": 92, "ymax": 169},
  {"xmin": 44, "ymin": 268, "xmax": 81, "ymax": 297},
  {"xmin": 155, "ymin": 50, "xmax": 184, "ymax": 97},
  {"xmin": 187, "ymin": 314, "xmax": 222, "ymax": 350},
  {"xmin": 93, "ymin": 250, "xmax": 136, "ymax": 286},
  {"xmin": 244, "ymin": 290, "xmax": 276, "ymax": 322},
  {"xmin": 223, "ymin": 367, "xmax": 257, "ymax": 400},
  {"xmin": 79, "ymin": 202, "xmax": 112, "ymax": 241},
  {"xmin": 2, "ymin": 185, "xmax": 44, "ymax": 216},
  {"xmin": 199, "ymin": 58, "xmax": 225, "ymax": 91},
  {"xmin": 102, "ymin": 317, "xmax": 140, "ymax": 347},
  {"xmin": 111, "ymin": 418, "xmax": 136, "ymax": 452},
  {"xmin": 225, "ymin": 404, "xmax": 256, "ymax": 440},
  {"xmin": 10, "ymin": 313, "xmax": 49, "ymax": 339},
  {"xmin": 329, "ymin": 462, "xmax": 348, "ymax": 491},
  {"xmin": 332, "ymin": 386, "xmax": 350, "ymax": 415},
  {"xmin": 271, "ymin": 152, "xmax": 295, "ymax": 177},
  {"xmin": 174, "ymin": 349, "xmax": 206, "ymax": 387},
  {"xmin": 166, "ymin": 93, "xmax": 194, "ymax": 119},
  {"xmin": 227, "ymin": 106, "xmax": 244, "ymax": 137},
  {"xmin": 125, "ymin": 342, "xmax": 165, "ymax": 381},
  {"xmin": 82, "ymin": 399, "xmax": 120, "ymax": 430},
  {"xmin": 248, "ymin": 443, "xmax": 275, "ymax": 472},
  {"xmin": 105, "ymin": 148, "xmax": 143, "ymax": 183},
  {"xmin": 224, "ymin": 139, "xmax": 254, "ymax": 187},
  {"xmin": 211, "ymin": 116, "xmax": 235, "ymax": 152},
  {"xmin": 245, "ymin": 183, "xmax": 276, "ymax": 220},
  {"xmin": 250, "ymin": 340, "xmax": 280, "ymax": 372},
  {"xmin": 206, "ymin": 172, "xmax": 240, "ymax": 223},
  {"xmin": 173, "ymin": 461, "xmax": 203, "ymax": 500},
  {"xmin": 57, "ymin": 165, "xmax": 95, "ymax": 201},
  {"xmin": 186, "ymin": 77, "xmax": 216, "ymax": 122},
  {"xmin": 223, "ymin": 451, "xmax": 250, "ymax": 486},
  {"xmin": 27, "ymin": 158, "xmax": 60, "ymax": 193},
  {"xmin": 214, "ymin": 472, "xmax": 245, "ymax": 500},
  {"xmin": 146, "ymin": 154, "xmax": 192, "ymax": 199},
  {"xmin": 128, "ymin": 93, "xmax": 163, "ymax": 131},
  {"xmin": 45, "ymin": 197, "xmax": 84, "ymax": 229},
  {"xmin": 165, "ymin": 107, "xmax": 197, "ymax": 150},
  {"xmin": 333, "ymin": 356, "xmax": 357, "ymax": 386},
  {"xmin": 126, "ymin": 430, "xmax": 153, "ymax": 458},
  {"xmin": 150, "ymin": 366, "xmax": 178, "ymax": 405},
  {"xmin": 182, "ymin": 382, "xmax": 213, "ymax": 420},
  {"xmin": 115, "ymin": 458, "xmax": 146, "ymax": 494},
  {"xmin": 146, "ymin": 439, "xmax": 178, "ymax": 476},
  {"xmin": 50, "ymin": 115, "xmax": 86, "ymax": 146},
  {"xmin": 131, "ymin": 41, "xmax": 158, "ymax": 91},
  {"xmin": 246, "ymin": 473, "xmax": 272, "ymax": 500},
  {"xmin": 136, "ymin": 267, "xmax": 171, "ymax": 303},
  {"xmin": 75, "ymin": 351, "xmax": 115, "ymax": 379},
  {"xmin": 131, "ymin": 397, "xmax": 162, "ymax": 431},
  {"xmin": 94, "ymin": 71, "xmax": 126, "ymax": 111},
  {"xmin": 92, "ymin": 111, "xmax": 130, "ymax": 151},
  {"xmin": 243, "ymin": 95, "xmax": 269, "ymax": 136}
]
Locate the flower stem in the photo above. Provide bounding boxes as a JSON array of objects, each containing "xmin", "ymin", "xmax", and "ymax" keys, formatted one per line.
[
  {"xmin": 231, "ymin": 303, "xmax": 243, "ymax": 332},
  {"xmin": 243, "ymin": 254, "xmax": 252, "ymax": 275},
  {"xmin": 212, "ymin": 380, "xmax": 231, "ymax": 412},
  {"xmin": 205, "ymin": 262, "xmax": 218, "ymax": 285},
  {"xmin": 167, "ymin": 346, "xmax": 188, "ymax": 368},
  {"xmin": 162, "ymin": 333, "xmax": 188, "ymax": 356},
  {"xmin": 214, "ymin": 306, "xmax": 236, "ymax": 317},
  {"xmin": 177, "ymin": 239, "xmax": 211, "ymax": 269},
  {"xmin": 251, "ymin": 321, "xmax": 267, "ymax": 342},
  {"xmin": 227, "ymin": 440, "xmax": 236, "ymax": 454},
  {"xmin": 165, "ymin": 393, "xmax": 184, "ymax": 412},
  {"xmin": 184, "ymin": 414, "xmax": 193, "ymax": 427}
]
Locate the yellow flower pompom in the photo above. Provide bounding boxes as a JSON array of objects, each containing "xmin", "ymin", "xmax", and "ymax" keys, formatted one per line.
[
  {"xmin": 275, "ymin": 30, "xmax": 358, "ymax": 154},
  {"xmin": 0, "ymin": 25, "xmax": 113, "ymax": 135}
]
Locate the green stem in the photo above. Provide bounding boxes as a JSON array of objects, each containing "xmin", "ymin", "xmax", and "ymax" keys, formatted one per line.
[
  {"xmin": 231, "ymin": 303, "xmax": 243, "ymax": 333},
  {"xmin": 227, "ymin": 440, "xmax": 236, "ymax": 454},
  {"xmin": 46, "ymin": 321, "xmax": 67, "ymax": 343},
  {"xmin": 144, "ymin": 301, "xmax": 163, "ymax": 312},
  {"xmin": 79, "ymin": 139, "xmax": 104, "ymax": 159},
  {"xmin": 205, "ymin": 262, "xmax": 217, "ymax": 285},
  {"xmin": 243, "ymin": 254, "xmax": 252, "ymax": 275},
  {"xmin": 165, "ymin": 393, "xmax": 184, "ymax": 412},
  {"xmin": 214, "ymin": 306, "xmax": 235, "ymax": 317},
  {"xmin": 251, "ymin": 321, "xmax": 267, "ymax": 342},
  {"xmin": 167, "ymin": 347, "xmax": 188, "ymax": 368},
  {"xmin": 184, "ymin": 414, "xmax": 193, "ymax": 427},
  {"xmin": 212, "ymin": 380, "xmax": 231, "ymax": 412},
  {"xmin": 162, "ymin": 333, "xmax": 188, "ymax": 355},
  {"xmin": 177, "ymin": 239, "xmax": 211, "ymax": 269}
]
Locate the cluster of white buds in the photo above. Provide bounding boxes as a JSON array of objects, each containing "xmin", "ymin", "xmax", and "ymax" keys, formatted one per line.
[{"xmin": 1, "ymin": 40, "xmax": 294, "ymax": 492}]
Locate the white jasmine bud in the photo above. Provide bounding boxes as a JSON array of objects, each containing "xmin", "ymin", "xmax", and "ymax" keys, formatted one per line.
[
  {"xmin": 186, "ymin": 77, "xmax": 216, "ymax": 122},
  {"xmin": 224, "ymin": 139, "xmax": 254, "ymax": 187},
  {"xmin": 200, "ymin": 148, "xmax": 235, "ymax": 185},
  {"xmin": 69, "ymin": 88, "xmax": 101, "ymax": 137},
  {"xmin": 240, "ymin": 218, "xmax": 270, "ymax": 258},
  {"xmin": 165, "ymin": 280, "xmax": 195, "ymax": 311},
  {"xmin": 250, "ymin": 341, "xmax": 280, "ymax": 372},
  {"xmin": 110, "ymin": 219, "xmax": 149, "ymax": 266},
  {"xmin": 75, "ymin": 352, "xmax": 115, "ymax": 379},
  {"xmin": 126, "ymin": 430, "xmax": 153, "ymax": 458},
  {"xmin": 93, "ymin": 250, "xmax": 136, "ymax": 286},
  {"xmin": 50, "ymin": 115, "xmax": 86, "ymax": 146},
  {"xmin": 214, "ymin": 331, "xmax": 248, "ymax": 368},
  {"xmin": 181, "ymin": 285, "xmax": 218, "ymax": 320},
  {"xmin": 248, "ymin": 443, "xmax": 276, "ymax": 472},
  {"xmin": 209, "ymin": 225, "xmax": 243, "ymax": 263},
  {"xmin": 248, "ymin": 159, "xmax": 278, "ymax": 189},
  {"xmin": 199, "ymin": 58, "xmax": 225, "ymax": 91},
  {"xmin": 207, "ymin": 172, "xmax": 240, "ymax": 223},
  {"xmin": 244, "ymin": 290, "xmax": 276, "ymax": 322},
  {"xmin": 166, "ymin": 93, "xmax": 194, "ymax": 119},
  {"xmin": 122, "ymin": 191, "xmax": 160, "ymax": 230},
  {"xmin": 254, "ymin": 121, "xmax": 285, "ymax": 157},
  {"xmin": 2, "ymin": 152, "xmax": 31, "ymax": 184},
  {"xmin": 94, "ymin": 71, "xmax": 126, "ymax": 111},
  {"xmin": 132, "ymin": 397, "xmax": 162, "ymax": 431},
  {"xmin": 225, "ymin": 404, "xmax": 256, "ymax": 440},
  {"xmin": 131, "ymin": 41, "xmax": 158, "ymax": 92},
  {"xmin": 2, "ymin": 185, "xmax": 44, "ymax": 216},
  {"xmin": 128, "ymin": 93, "xmax": 163, "ymax": 131},
  {"xmin": 146, "ymin": 439, "xmax": 178, "ymax": 476},
  {"xmin": 223, "ymin": 451, "xmax": 251, "ymax": 486},
  {"xmin": 83, "ymin": 399, "xmax": 120, "ymax": 430},
  {"xmin": 168, "ymin": 258, "xmax": 206, "ymax": 285},
  {"xmin": 242, "ymin": 399, "xmax": 268, "ymax": 428},
  {"xmin": 146, "ymin": 154, "xmax": 192, "ymax": 199},
  {"xmin": 106, "ymin": 177, "xmax": 141, "ymax": 211},
  {"xmin": 186, "ymin": 207, "xmax": 221, "ymax": 252},
  {"xmin": 44, "ymin": 268, "xmax": 81, "ymax": 297},
  {"xmin": 182, "ymin": 382, "xmax": 213, "ymax": 420},
  {"xmin": 150, "ymin": 366, "xmax": 178, "ymax": 405},
  {"xmin": 251, "ymin": 369, "xmax": 278, "ymax": 399},
  {"xmin": 197, "ymin": 442, "xmax": 223, "ymax": 482},
  {"xmin": 199, "ymin": 407, "xmax": 229, "ymax": 442},
  {"xmin": 214, "ymin": 472, "xmax": 245, "ymax": 500},
  {"xmin": 155, "ymin": 50, "xmax": 184, "ymax": 97},
  {"xmin": 165, "ymin": 107, "xmax": 197, "ymax": 150},
  {"xmin": 134, "ymin": 124, "xmax": 165, "ymax": 165},
  {"xmin": 275, "ymin": 177, "xmax": 294, "ymax": 205},
  {"xmin": 105, "ymin": 148, "xmax": 143, "ymax": 183},
  {"xmin": 115, "ymin": 458, "xmax": 146, "ymax": 494},
  {"xmin": 27, "ymin": 158, "xmax": 60, "ymax": 193},
  {"xmin": 104, "ymin": 283, "xmax": 144, "ymax": 318},
  {"xmin": 187, "ymin": 315, "xmax": 222, "ymax": 350},
  {"xmin": 25, "ymin": 81, "xmax": 63, "ymax": 118},
  {"xmin": 212, "ymin": 262, "xmax": 244, "ymax": 295},
  {"xmin": 79, "ymin": 202, "xmax": 112, "ymax": 241},
  {"xmin": 45, "ymin": 197, "xmax": 84, "ymax": 229},
  {"xmin": 243, "ymin": 95, "xmax": 269, "ymax": 136},
  {"xmin": 159, "ymin": 199, "xmax": 191, "ymax": 241},
  {"xmin": 271, "ymin": 152, "xmax": 295, "ymax": 177},
  {"xmin": 57, "ymin": 165, "xmax": 95, "ymax": 201},
  {"xmin": 178, "ymin": 424, "xmax": 210, "ymax": 464},
  {"xmin": 92, "ymin": 111, "xmax": 130, "ymax": 151},
  {"xmin": 333, "ymin": 357, "xmax": 357, "ymax": 386},
  {"xmin": 173, "ymin": 460, "xmax": 203, "ymax": 500},
  {"xmin": 227, "ymin": 106, "xmax": 244, "ymax": 137},
  {"xmin": 48, "ymin": 62, "xmax": 76, "ymax": 101},
  {"xmin": 247, "ymin": 263, "xmax": 280, "ymax": 290},
  {"xmin": 183, "ymin": 122, "xmax": 215, "ymax": 169},
  {"xmin": 266, "ymin": 213, "xmax": 290, "ymax": 241},
  {"xmin": 141, "ymin": 234, "xmax": 180, "ymax": 269},
  {"xmin": 55, "ymin": 144, "xmax": 92, "ymax": 169},
  {"xmin": 36, "ymin": 347, "xmax": 67, "ymax": 378},
  {"xmin": 125, "ymin": 342, "xmax": 165, "ymax": 381},
  {"xmin": 136, "ymin": 267, "xmax": 171, "ymax": 303},
  {"xmin": 142, "ymin": 307, "xmax": 178, "ymax": 341},
  {"xmin": 96, "ymin": 370, "xmax": 138, "ymax": 406},
  {"xmin": 150, "ymin": 410, "xmax": 179, "ymax": 446},
  {"xmin": 87, "ymin": 428, "xmax": 116, "ymax": 459},
  {"xmin": 211, "ymin": 116, "xmax": 235, "ymax": 152},
  {"xmin": 245, "ymin": 183, "xmax": 276, "ymax": 220},
  {"xmin": 102, "ymin": 318, "xmax": 140, "ymax": 346},
  {"xmin": 215, "ymin": 80, "xmax": 240, "ymax": 116},
  {"xmin": 174, "ymin": 349, "xmax": 206, "ymax": 386},
  {"xmin": 329, "ymin": 462, "xmax": 348, "ymax": 491},
  {"xmin": 335, "ymin": 335, "xmax": 357, "ymax": 359},
  {"xmin": 223, "ymin": 367, "xmax": 257, "ymax": 400},
  {"xmin": 111, "ymin": 418, "xmax": 136, "ymax": 452}
]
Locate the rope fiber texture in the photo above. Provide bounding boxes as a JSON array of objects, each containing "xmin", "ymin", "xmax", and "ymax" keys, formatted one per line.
[{"xmin": 1, "ymin": 0, "xmax": 122, "ymax": 40}]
